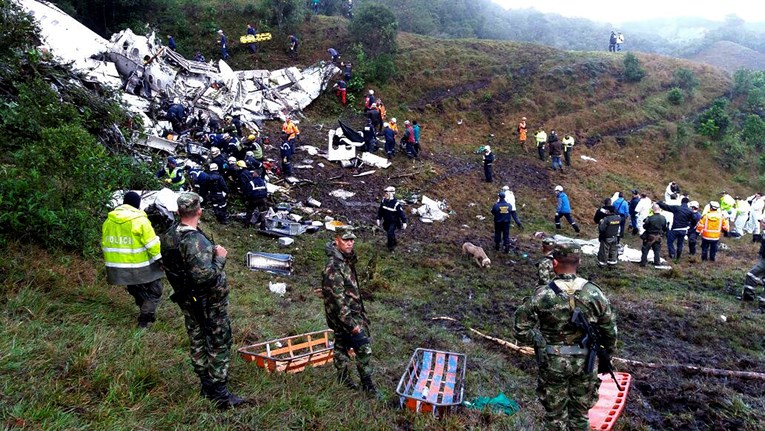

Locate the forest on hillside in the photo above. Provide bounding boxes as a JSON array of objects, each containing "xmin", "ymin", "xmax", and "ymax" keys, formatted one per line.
[{"xmin": 52, "ymin": 0, "xmax": 765, "ymax": 59}]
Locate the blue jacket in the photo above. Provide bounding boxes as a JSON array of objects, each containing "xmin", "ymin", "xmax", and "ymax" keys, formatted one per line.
[
  {"xmin": 413, "ymin": 124, "xmax": 420, "ymax": 142},
  {"xmin": 557, "ymin": 192, "xmax": 571, "ymax": 213},
  {"xmin": 383, "ymin": 127, "xmax": 396, "ymax": 143},
  {"xmin": 492, "ymin": 199, "xmax": 512, "ymax": 223},
  {"xmin": 612, "ymin": 197, "xmax": 629, "ymax": 217}
]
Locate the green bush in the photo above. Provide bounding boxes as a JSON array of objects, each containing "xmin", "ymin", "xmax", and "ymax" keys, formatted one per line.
[
  {"xmin": 672, "ymin": 68, "xmax": 699, "ymax": 91},
  {"xmin": 348, "ymin": 3, "xmax": 398, "ymax": 56},
  {"xmin": 667, "ymin": 87, "xmax": 683, "ymax": 105},
  {"xmin": 623, "ymin": 52, "xmax": 645, "ymax": 83},
  {"xmin": 696, "ymin": 98, "xmax": 730, "ymax": 139}
]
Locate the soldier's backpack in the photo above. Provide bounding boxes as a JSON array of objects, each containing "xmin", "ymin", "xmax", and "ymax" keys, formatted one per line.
[{"xmin": 159, "ymin": 222, "xmax": 197, "ymax": 302}]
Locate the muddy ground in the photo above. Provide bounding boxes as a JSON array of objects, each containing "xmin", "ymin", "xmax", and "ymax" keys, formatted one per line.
[{"xmin": 227, "ymin": 114, "xmax": 765, "ymax": 430}]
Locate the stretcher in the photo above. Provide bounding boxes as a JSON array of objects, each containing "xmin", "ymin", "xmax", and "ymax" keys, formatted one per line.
[
  {"xmin": 396, "ymin": 348, "xmax": 467, "ymax": 417},
  {"xmin": 239, "ymin": 33, "xmax": 272, "ymax": 44},
  {"xmin": 589, "ymin": 372, "xmax": 632, "ymax": 430},
  {"xmin": 238, "ymin": 330, "xmax": 334, "ymax": 373}
]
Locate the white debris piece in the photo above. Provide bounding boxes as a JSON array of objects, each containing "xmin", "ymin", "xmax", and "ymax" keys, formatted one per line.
[
  {"xmin": 19, "ymin": 0, "xmax": 112, "ymax": 82},
  {"xmin": 329, "ymin": 189, "xmax": 355, "ymax": 199},
  {"xmin": 416, "ymin": 195, "xmax": 449, "ymax": 222},
  {"xmin": 580, "ymin": 155, "xmax": 598, "ymax": 162},
  {"xmin": 327, "ymin": 128, "xmax": 364, "ymax": 161},
  {"xmin": 278, "ymin": 237, "xmax": 295, "ymax": 247},
  {"xmin": 268, "ymin": 281, "xmax": 287, "ymax": 296},
  {"xmin": 360, "ymin": 152, "xmax": 392, "ymax": 168},
  {"xmin": 301, "ymin": 145, "xmax": 320, "ymax": 156}
]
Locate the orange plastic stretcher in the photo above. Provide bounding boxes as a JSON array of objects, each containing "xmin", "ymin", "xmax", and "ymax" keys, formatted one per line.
[
  {"xmin": 237, "ymin": 330, "xmax": 334, "ymax": 373},
  {"xmin": 396, "ymin": 348, "xmax": 467, "ymax": 417},
  {"xmin": 588, "ymin": 372, "xmax": 632, "ymax": 431}
]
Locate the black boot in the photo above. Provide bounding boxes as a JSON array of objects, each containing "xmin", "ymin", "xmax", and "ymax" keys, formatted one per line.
[
  {"xmin": 210, "ymin": 382, "xmax": 245, "ymax": 409},
  {"xmin": 199, "ymin": 376, "xmax": 214, "ymax": 398},
  {"xmin": 754, "ymin": 234, "xmax": 762, "ymax": 243},
  {"xmin": 338, "ymin": 371, "xmax": 358, "ymax": 390},
  {"xmin": 360, "ymin": 376, "xmax": 378, "ymax": 397},
  {"xmin": 573, "ymin": 224, "xmax": 581, "ymax": 233}
]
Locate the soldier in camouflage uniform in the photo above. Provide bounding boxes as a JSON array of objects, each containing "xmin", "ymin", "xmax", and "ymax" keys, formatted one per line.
[
  {"xmin": 159, "ymin": 192, "xmax": 244, "ymax": 409},
  {"xmin": 514, "ymin": 243, "xmax": 617, "ymax": 431},
  {"xmin": 321, "ymin": 226, "xmax": 378, "ymax": 395},
  {"xmin": 537, "ymin": 238, "xmax": 556, "ymax": 285}
]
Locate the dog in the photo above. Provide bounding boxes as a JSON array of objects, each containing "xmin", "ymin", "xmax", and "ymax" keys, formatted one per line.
[{"xmin": 462, "ymin": 242, "xmax": 491, "ymax": 268}]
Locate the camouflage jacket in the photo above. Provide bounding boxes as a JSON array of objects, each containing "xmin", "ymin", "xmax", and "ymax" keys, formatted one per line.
[
  {"xmin": 322, "ymin": 241, "xmax": 369, "ymax": 335},
  {"xmin": 513, "ymin": 274, "xmax": 617, "ymax": 352},
  {"xmin": 536, "ymin": 253, "xmax": 555, "ymax": 286},
  {"xmin": 160, "ymin": 223, "xmax": 228, "ymax": 300}
]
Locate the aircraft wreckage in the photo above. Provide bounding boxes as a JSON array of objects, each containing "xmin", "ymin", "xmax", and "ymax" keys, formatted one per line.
[{"xmin": 18, "ymin": 0, "xmax": 340, "ymax": 150}]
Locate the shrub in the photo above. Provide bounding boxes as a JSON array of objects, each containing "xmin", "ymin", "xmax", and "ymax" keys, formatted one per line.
[
  {"xmin": 667, "ymin": 88, "xmax": 683, "ymax": 105},
  {"xmin": 623, "ymin": 52, "xmax": 645, "ymax": 83},
  {"xmin": 672, "ymin": 68, "xmax": 699, "ymax": 91},
  {"xmin": 696, "ymin": 98, "xmax": 730, "ymax": 139},
  {"xmin": 348, "ymin": 3, "xmax": 398, "ymax": 56}
]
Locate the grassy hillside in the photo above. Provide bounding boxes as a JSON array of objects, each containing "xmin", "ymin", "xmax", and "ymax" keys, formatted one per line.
[
  {"xmin": 690, "ymin": 41, "xmax": 765, "ymax": 73},
  {"xmin": 3, "ymin": 13, "xmax": 765, "ymax": 431}
]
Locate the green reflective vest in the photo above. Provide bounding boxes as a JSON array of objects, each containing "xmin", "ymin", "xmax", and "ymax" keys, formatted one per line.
[{"xmin": 102, "ymin": 204, "xmax": 164, "ymax": 285}]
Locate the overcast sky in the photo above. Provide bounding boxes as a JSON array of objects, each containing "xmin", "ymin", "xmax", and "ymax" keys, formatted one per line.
[{"xmin": 491, "ymin": 0, "xmax": 764, "ymax": 24}]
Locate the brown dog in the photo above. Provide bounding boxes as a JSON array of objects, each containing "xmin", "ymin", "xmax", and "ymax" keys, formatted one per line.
[{"xmin": 462, "ymin": 242, "xmax": 491, "ymax": 268}]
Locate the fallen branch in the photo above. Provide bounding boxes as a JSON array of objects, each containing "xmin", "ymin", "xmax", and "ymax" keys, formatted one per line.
[
  {"xmin": 612, "ymin": 357, "xmax": 765, "ymax": 381},
  {"xmin": 388, "ymin": 170, "xmax": 427, "ymax": 180},
  {"xmin": 431, "ymin": 316, "xmax": 765, "ymax": 381},
  {"xmin": 431, "ymin": 316, "xmax": 533, "ymax": 355}
]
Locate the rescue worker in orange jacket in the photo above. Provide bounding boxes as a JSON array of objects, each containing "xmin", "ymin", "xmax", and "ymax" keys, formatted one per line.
[
  {"xmin": 281, "ymin": 116, "xmax": 300, "ymax": 151},
  {"xmin": 518, "ymin": 116, "xmax": 528, "ymax": 152},
  {"xmin": 696, "ymin": 201, "xmax": 729, "ymax": 262}
]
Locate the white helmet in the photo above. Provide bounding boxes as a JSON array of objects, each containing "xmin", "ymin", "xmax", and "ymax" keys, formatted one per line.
[
  {"xmin": 689, "ymin": 200, "xmax": 699, "ymax": 209},
  {"xmin": 173, "ymin": 97, "xmax": 180, "ymax": 104},
  {"xmin": 369, "ymin": 89, "xmax": 374, "ymax": 95},
  {"xmin": 210, "ymin": 146, "xmax": 220, "ymax": 156},
  {"xmin": 391, "ymin": 117, "xmax": 397, "ymax": 123},
  {"xmin": 246, "ymin": 151, "xmax": 254, "ymax": 157},
  {"xmin": 227, "ymin": 156, "xmax": 237, "ymax": 164},
  {"xmin": 484, "ymin": 145, "xmax": 491, "ymax": 152},
  {"xmin": 209, "ymin": 163, "xmax": 219, "ymax": 171},
  {"xmin": 554, "ymin": 185, "xmax": 563, "ymax": 192},
  {"xmin": 385, "ymin": 186, "xmax": 395, "ymax": 193},
  {"xmin": 383, "ymin": 122, "xmax": 389, "ymax": 127}
]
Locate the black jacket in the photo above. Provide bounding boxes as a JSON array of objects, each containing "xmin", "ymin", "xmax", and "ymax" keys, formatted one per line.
[{"xmin": 657, "ymin": 201, "xmax": 694, "ymax": 230}]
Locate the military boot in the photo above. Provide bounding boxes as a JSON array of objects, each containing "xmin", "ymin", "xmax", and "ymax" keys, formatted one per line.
[
  {"xmin": 360, "ymin": 376, "xmax": 379, "ymax": 397},
  {"xmin": 337, "ymin": 370, "xmax": 358, "ymax": 390},
  {"xmin": 210, "ymin": 383, "xmax": 245, "ymax": 409},
  {"xmin": 199, "ymin": 375, "xmax": 214, "ymax": 398},
  {"xmin": 753, "ymin": 234, "xmax": 762, "ymax": 243}
]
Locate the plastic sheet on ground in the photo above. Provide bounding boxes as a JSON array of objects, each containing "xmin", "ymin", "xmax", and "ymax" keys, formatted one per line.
[
  {"xmin": 552, "ymin": 234, "xmax": 667, "ymax": 264},
  {"xmin": 329, "ymin": 189, "xmax": 355, "ymax": 199},
  {"xmin": 416, "ymin": 195, "xmax": 449, "ymax": 223},
  {"xmin": 359, "ymin": 152, "xmax": 392, "ymax": 168},
  {"xmin": 463, "ymin": 393, "xmax": 520, "ymax": 416}
]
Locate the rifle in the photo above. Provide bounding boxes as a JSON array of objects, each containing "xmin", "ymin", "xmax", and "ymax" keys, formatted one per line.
[{"xmin": 570, "ymin": 308, "xmax": 623, "ymax": 391}]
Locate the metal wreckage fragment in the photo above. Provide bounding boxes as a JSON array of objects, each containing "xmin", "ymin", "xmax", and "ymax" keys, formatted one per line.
[{"xmin": 18, "ymin": 0, "xmax": 340, "ymax": 148}]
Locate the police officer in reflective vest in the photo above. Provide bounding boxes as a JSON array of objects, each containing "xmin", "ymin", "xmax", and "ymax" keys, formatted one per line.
[
  {"xmin": 101, "ymin": 191, "xmax": 164, "ymax": 328},
  {"xmin": 376, "ymin": 186, "xmax": 407, "ymax": 252},
  {"xmin": 597, "ymin": 205, "xmax": 621, "ymax": 266},
  {"xmin": 492, "ymin": 191, "xmax": 512, "ymax": 253}
]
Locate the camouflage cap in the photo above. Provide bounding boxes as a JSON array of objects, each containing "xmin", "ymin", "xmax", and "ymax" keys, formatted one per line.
[
  {"xmin": 552, "ymin": 242, "xmax": 581, "ymax": 259},
  {"xmin": 335, "ymin": 225, "xmax": 356, "ymax": 240},
  {"xmin": 177, "ymin": 192, "xmax": 203, "ymax": 213}
]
